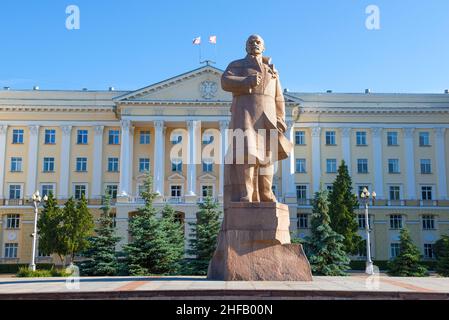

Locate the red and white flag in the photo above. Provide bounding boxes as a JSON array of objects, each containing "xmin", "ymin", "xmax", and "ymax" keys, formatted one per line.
[
  {"xmin": 192, "ymin": 36, "xmax": 201, "ymax": 45},
  {"xmin": 209, "ymin": 35, "xmax": 217, "ymax": 44}
]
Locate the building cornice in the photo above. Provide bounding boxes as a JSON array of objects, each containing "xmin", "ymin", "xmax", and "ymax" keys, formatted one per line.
[{"xmin": 0, "ymin": 105, "xmax": 114, "ymax": 113}]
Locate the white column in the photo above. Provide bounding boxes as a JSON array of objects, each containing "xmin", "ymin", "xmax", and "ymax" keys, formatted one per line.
[
  {"xmin": 0, "ymin": 125, "xmax": 7, "ymax": 199},
  {"xmin": 372, "ymin": 128, "xmax": 384, "ymax": 199},
  {"xmin": 26, "ymin": 125, "xmax": 39, "ymax": 198},
  {"xmin": 311, "ymin": 127, "xmax": 321, "ymax": 193},
  {"xmin": 59, "ymin": 125, "xmax": 72, "ymax": 199},
  {"xmin": 119, "ymin": 120, "xmax": 131, "ymax": 197},
  {"xmin": 404, "ymin": 128, "xmax": 416, "ymax": 200},
  {"xmin": 128, "ymin": 126, "xmax": 134, "ymax": 196},
  {"xmin": 153, "ymin": 120, "xmax": 165, "ymax": 195},
  {"xmin": 187, "ymin": 120, "xmax": 201, "ymax": 196},
  {"xmin": 435, "ymin": 128, "xmax": 448, "ymax": 200},
  {"xmin": 341, "ymin": 128, "xmax": 352, "ymax": 170},
  {"xmin": 92, "ymin": 126, "xmax": 104, "ymax": 199},
  {"xmin": 282, "ymin": 121, "xmax": 296, "ymax": 198},
  {"xmin": 219, "ymin": 120, "xmax": 229, "ymax": 197}
]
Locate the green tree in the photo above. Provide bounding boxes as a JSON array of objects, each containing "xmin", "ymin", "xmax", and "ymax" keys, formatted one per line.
[
  {"xmin": 37, "ymin": 193, "xmax": 69, "ymax": 265},
  {"xmin": 304, "ymin": 188, "xmax": 350, "ymax": 276},
  {"xmin": 187, "ymin": 196, "xmax": 222, "ymax": 275},
  {"xmin": 64, "ymin": 195, "xmax": 94, "ymax": 264},
  {"xmin": 81, "ymin": 192, "xmax": 121, "ymax": 276},
  {"xmin": 157, "ymin": 205, "xmax": 185, "ymax": 274},
  {"xmin": 328, "ymin": 160, "xmax": 361, "ymax": 254},
  {"xmin": 388, "ymin": 228, "xmax": 428, "ymax": 276},
  {"xmin": 124, "ymin": 173, "xmax": 164, "ymax": 275},
  {"xmin": 434, "ymin": 235, "xmax": 449, "ymax": 277}
]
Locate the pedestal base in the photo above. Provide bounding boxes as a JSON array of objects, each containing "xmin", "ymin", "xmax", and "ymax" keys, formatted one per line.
[{"xmin": 207, "ymin": 202, "xmax": 312, "ymax": 281}]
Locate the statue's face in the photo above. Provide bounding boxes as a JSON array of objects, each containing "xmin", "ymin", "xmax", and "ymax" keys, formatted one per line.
[{"xmin": 246, "ymin": 35, "xmax": 265, "ymax": 56}]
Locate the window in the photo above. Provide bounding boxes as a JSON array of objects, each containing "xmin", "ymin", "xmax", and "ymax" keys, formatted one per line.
[
  {"xmin": 356, "ymin": 131, "xmax": 367, "ymax": 146},
  {"xmin": 326, "ymin": 185, "xmax": 333, "ymax": 192},
  {"xmin": 295, "ymin": 131, "xmax": 305, "ymax": 145},
  {"xmin": 420, "ymin": 159, "xmax": 432, "ymax": 174},
  {"xmin": 74, "ymin": 185, "xmax": 86, "ymax": 200},
  {"xmin": 421, "ymin": 186, "xmax": 433, "ymax": 201},
  {"xmin": 41, "ymin": 185, "xmax": 54, "ymax": 197},
  {"xmin": 424, "ymin": 244, "xmax": 435, "ymax": 259},
  {"xmin": 325, "ymin": 131, "xmax": 336, "ymax": 145},
  {"xmin": 422, "ymin": 215, "xmax": 435, "ymax": 230},
  {"xmin": 202, "ymin": 135, "xmax": 214, "ymax": 145},
  {"xmin": 6, "ymin": 214, "xmax": 20, "ymax": 229},
  {"xmin": 140, "ymin": 131, "xmax": 150, "ymax": 144},
  {"xmin": 272, "ymin": 185, "xmax": 277, "ymax": 197},
  {"xmin": 389, "ymin": 186, "xmax": 401, "ymax": 200},
  {"xmin": 387, "ymin": 132, "xmax": 398, "ymax": 146},
  {"xmin": 108, "ymin": 158, "xmax": 119, "ymax": 172},
  {"xmin": 296, "ymin": 185, "xmax": 307, "ymax": 200},
  {"xmin": 202, "ymin": 185, "xmax": 213, "ymax": 197},
  {"xmin": 202, "ymin": 160, "xmax": 213, "ymax": 172},
  {"xmin": 139, "ymin": 158, "xmax": 150, "ymax": 172},
  {"xmin": 4, "ymin": 243, "xmax": 18, "ymax": 258},
  {"xmin": 297, "ymin": 214, "xmax": 308, "ymax": 229},
  {"xmin": 171, "ymin": 160, "xmax": 182, "ymax": 172},
  {"xmin": 108, "ymin": 130, "xmax": 120, "ymax": 145},
  {"xmin": 357, "ymin": 240, "xmax": 368, "ymax": 258},
  {"xmin": 10, "ymin": 157, "xmax": 22, "ymax": 172},
  {"xmin": 12, "ymin": 129, "xmax": 24, "ymax": 144},
  {"xmin": 9, "ymin": 185, "xmax": 21, "ymax": 199},
  {"xmin": 106, "ymin": 185, "xmax": 118, "ymax": 199},
  {"xmin": 43, "ymin": 157, "xmax": 55, "ymax": 172},
  {"xmin": 44, "ymin": 129, "xmax": 56, "ymax": 144},
  {"xmin": 296, "ymin": 159, "xmax": 306, "ymax": 173},
  {"xmin": 357, "ymin": 159, "xmax": 368, "ymax": 174},
  {"xmin": 358, "ymin": 215, "xmax": 366, "ymax": 229},
  {"xmin": 137, "ymin": 185, "xmax": 146, "ymax": 198},
  {"xmin": 77, "ymin": 130, "xmax": 88, "ymax": 144},
  {"xmin": 171, "ymin": 185, "xmax": 182, "ymax": 197},
  {"xmin": 110, "ymin": 213, "xmax": 117, "ymax": 228},
  {"xmin": 390, "ymin": 243, "xmax": 400, "ymax": 258},
  {"xmin": 388, "ymin": 159, "xmax": 400, "ymax": 174},
  {"xmin": 419, "ymin": 132, "xmax": 430, "ymax": 146},
  {"xmin": 326, "ymin": 159, "xmax": 337, "ymax": 173},
  {"xmin": 76, "ymin": 157, "xmax": 87, "ymax": 172},
  {"xmin": 390, "ymin": 215, "xmax": 403, "ymax": 229}
]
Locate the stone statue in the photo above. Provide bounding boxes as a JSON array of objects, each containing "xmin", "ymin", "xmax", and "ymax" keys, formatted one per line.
[{"xmin": 221, "ymin": 34, "xmax": 292, "ymax": 203}]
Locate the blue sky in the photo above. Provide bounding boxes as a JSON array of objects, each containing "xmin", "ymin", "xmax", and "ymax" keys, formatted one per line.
[{"xmin": 0, "ymin": 0, "xmax": 448, "ymax": 93}]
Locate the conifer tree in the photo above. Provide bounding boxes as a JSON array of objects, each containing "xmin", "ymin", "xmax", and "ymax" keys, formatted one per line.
[
  {"xmin": 37, "ymin": 193, "xmax": 68, "ymax": 266},
  {"xmin": 328, "ymin": 160, "xmax": 361, "ymax": 254},
  {"xmin": 434, "ymin": 236, "xmax": 449, "ymax": 277},
  {"xmin": 81, "ymin": 192, "xmax": 121, "ymax": 276},
  {"xmin": 124, "ymin": 173, "xmax": 163, "ymax": 275},
  {"xmin": 388, "ymin": 228, "xmax": 428, "ymax": 276},
  {"xmin": 187, "ymin": 196, "xmax": 221, "ymax": 275},
  {"xmin": 304, "ymin": 188, "xmax": 350, "ymax": 276}
]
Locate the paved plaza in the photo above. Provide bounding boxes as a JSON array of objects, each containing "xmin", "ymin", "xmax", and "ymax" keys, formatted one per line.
[{"xmin": 0, "ymin": 274, "xmax": 449, "ymax": 299}]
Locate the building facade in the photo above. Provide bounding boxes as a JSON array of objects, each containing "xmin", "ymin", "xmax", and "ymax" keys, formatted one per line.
[{"xmin": 1, "ymin": 65, "xmax": 449, "ymax": 265}]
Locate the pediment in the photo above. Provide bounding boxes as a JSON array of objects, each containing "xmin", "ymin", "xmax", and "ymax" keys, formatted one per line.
[
  {"xmin": 114, "ymin": 65, "xmax": 232, "ymax": 103},
  {"xmin": 198, "ymin": 173, "xmax": 216, "ymax": 181},
  {"xmin": 167, "ymin": 173, "xmax": 185, "ymax": 181}
]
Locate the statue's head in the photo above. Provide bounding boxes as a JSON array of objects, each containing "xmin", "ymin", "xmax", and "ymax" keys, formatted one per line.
[{"xmin": 246, "ymin": 34, "xmax": 265, "ymax": 56}]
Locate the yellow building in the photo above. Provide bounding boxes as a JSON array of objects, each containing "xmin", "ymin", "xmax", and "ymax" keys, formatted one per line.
[{"xmin": 1, "ymin": 65, "xmax": 448, "ymax": 265}]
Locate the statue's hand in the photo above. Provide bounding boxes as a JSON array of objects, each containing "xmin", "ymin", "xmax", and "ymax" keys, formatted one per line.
[
  {"xmin": 277, "ymin": 118, "xmax": 287, "ymax": 133},
  {"xmin": 246, "ymin": 73, "xmax": 262, "ymax": 88}
]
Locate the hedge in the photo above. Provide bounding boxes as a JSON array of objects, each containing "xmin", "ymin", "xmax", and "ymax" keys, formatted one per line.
[
  {"xmin": 350, "ymin": 260, "xmax": 437, "ymax": 271},
  {"xmin": 0, "ymin": 264, "xmax": 54, "ymax": 274}
]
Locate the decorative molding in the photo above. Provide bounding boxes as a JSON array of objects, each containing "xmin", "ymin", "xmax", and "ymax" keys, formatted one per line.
[
  {"xmin": 28, "ymin": 125, "xmax": 39, "ymax": 136},
  {"xmin": 404, "ymin": 128, "xmax": 415, "ymax": 138},
  {"xmin": 311, "ymin": 127, "xmax": 321, "ymax": 137},
  {"xmin": 219, "ymin": 120, "xmax": 230, "ymax": 130},
  {"xmin": 198, "ymin": 173, "xmax": 217, "ymax": 181},
  {"xmin": 94, "ymin": 125, "xmax": 104, "ymax": 136},
  {"xmin": 200, "ymin": 80, "xmax": 218, "ymax": 100},
  {"xmin": 187, "ymin": 120, "xmax": 201, "ymax": 130},
  {"xmin": 341, "ymin": 127, "xmax": 351, "ymax": 138},
  {"xmin": 121, "ymin": 119, "xmax": 131, "ymax": 130},
  {"xmin": 286, "ymin": 120, "xmax": 295, "ymax": 130},
  {"xmin": 167, "ymin": 173, "xmax": 185, "ymax": 181},
  {"xmin": 0, "ymin": 105, "xmax": 114, "ymax": 113},
  {"xmin": 435, "ymin": 127, "xmax": 447, "ymax": 138},
  {"xmin": 60, "ymin": 125, "xmax": 73, "ymax": 136},
  {"xmin": 372, "ymin": 127, "xmax": 383, "ymax": 138},
  {"xmin": 0, "ymin": 125, "xmax": 7, "ymax": 135},
  {"xmin": 154, "ymin": 120, "xmax": 164, "ymax": 129}
]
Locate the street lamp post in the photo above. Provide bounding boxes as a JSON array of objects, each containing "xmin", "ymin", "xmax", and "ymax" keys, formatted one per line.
[
  {"xmin": 360, "ymin": 187, "xmax": 376, "ymax": 275},
  {"xmin": 30, "ymin": 191, "xmax": 47, "ymax": 271}
]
